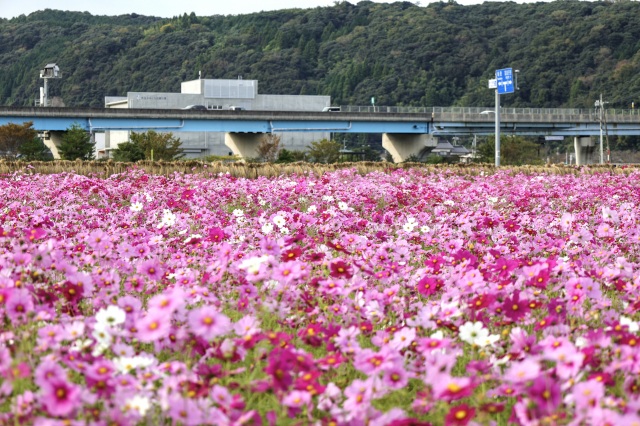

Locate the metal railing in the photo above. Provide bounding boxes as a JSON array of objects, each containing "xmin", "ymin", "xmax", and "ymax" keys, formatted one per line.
[{"xmin": 340, "ymin": 105, "xmax": 640, "ymax": 117}]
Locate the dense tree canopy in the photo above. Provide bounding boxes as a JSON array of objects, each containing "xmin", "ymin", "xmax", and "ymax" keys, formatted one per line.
[
  {"xmin": 0, "ymin": 121, "xmax": 38, "ymax": 158},
  {"xmin": 1, "ymin": 2, "xmax": 640, "ymax": 111},
  {"xmin": 58, "ymin": 124, "xmax": 95, "ymax": 160}
]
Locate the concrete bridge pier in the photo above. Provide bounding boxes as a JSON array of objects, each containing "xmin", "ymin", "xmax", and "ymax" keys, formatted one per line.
[
  {"xmin": 574, "ymin": 136, "xmax": 596, "ymax": 166},
  {"xmin": 225, "ymin": 132, "xmax": 264, "ymax": 160},
  {"xmin": 42, "ymin": 131, "xmax": 65, "ymax": 159},
  {"xmin": 382, "ymin": 133, "xmax": 437, "ymax": 163}
]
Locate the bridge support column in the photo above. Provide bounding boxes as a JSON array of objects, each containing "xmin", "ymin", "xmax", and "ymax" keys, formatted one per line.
[
  {"xmin": 382, "ymin": 133, "xmax": 437, "ymax": 163},
  {"xmin": 42, "ymin": 131, "xmax": 65, "ymax": 159},
  {"xmin": 224, "ymin": 133, "xmax": 265, "ymax": 160},
  {"xmin": 574, "ymin": 136, "xmax": 595, "ymax": 166}
]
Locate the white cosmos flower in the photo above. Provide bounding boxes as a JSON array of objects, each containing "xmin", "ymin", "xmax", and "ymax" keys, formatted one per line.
[
  {"xmin": 157, "ymin": 209, "xmax": 176, "ymax": 228},
  {"xmin": 239, "ymin": 255, "xmax": 270, "ymax": 275},
  {"xmin": 403, "ymin": 222, "xmax": 416, "ymax": 232},
  {"xmin": 129, "ymin": 202, "xmax": 143, "ymax": 212},
  {"xmin": 458, "ymin": 321, "xmax": 499, "ymax": 347},
  {"xmin": 420, "ymin": 225, "xmax": 431, "ymax": 233},
  {"xmin": 279, "ymin": 227, "xmax": 290, "ymax": 235},
  {"xmin": 272, "ymin": 215, "xmax": 286, "ymax": 227},
  {"xmin": 91, "ymin": 327, "xmax": 113, "ymax": 356},
  {"xmin": 307, "ymin": 205, "xmax": 317, "ymax": 213},
  {"xmin": 620, "ymin": 316, "xmax": 639, "ymax": 333},
  {"xmin": 338, "ymin": 201, "xmax": 349, "ymax": 211},
  {"xmin": 69, "ymin": 339, "xmax": 92, "ymax": 352},
  {"xmin": 261, "ymin": 222, "xmax": 274, "ymax": 234},
  {"xmin": 232, "ymin": 209, "xmax": 244, "ymax": 217},
  {"xmin": 125, "ymin": 395, "xmax": 151, "ymax": 417},
  {"xmin": 114, "ymin": 355, "xmax": 155, "ymax": 373},
  {"xmin": 95, "ymin": 305, "xmax": 126, "ymax": 329}
]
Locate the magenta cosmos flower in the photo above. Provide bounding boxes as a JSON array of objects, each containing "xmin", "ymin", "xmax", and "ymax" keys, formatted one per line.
[
  {"xmin": 187, "ymin": 306, "xmax": 231, "ymax": 341},
  {"xmin": 40, "ymin": 378, "xmax": 82, "ymax": 417}
]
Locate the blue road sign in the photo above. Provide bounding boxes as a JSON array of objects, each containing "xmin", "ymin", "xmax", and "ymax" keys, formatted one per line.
[{"xmin": 496, "ymin": 68, "xmax": 514, "ymax": 94}]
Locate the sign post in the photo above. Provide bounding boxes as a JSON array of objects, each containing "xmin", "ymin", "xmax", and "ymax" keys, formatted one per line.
[{"xmin": 494, "ymin": 68, "xmax": 515, "ymax": 167}]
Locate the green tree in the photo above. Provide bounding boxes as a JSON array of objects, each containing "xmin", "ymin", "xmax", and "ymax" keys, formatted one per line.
[
  {"xmin": 0, "ymin": 121, "xmax": 37, "ymax": 158},
  {"xmin": 111, "ymin": 141, "xmax": 145, "ymax": 162},
  {"xmin": 58, "ymin": 124, "xmax": 95, "ymax": 160},
  {"xmin": 307, "ymin": 139, "xmax": 341, "ymax": 163},
  {"xmin": 18, "ymin": 137, "xmax": 53, "ymax": 161},
  {"xmin": 129, "ymin": 130, "xmax": 184, "ymax": 161},
  {"xmin": 276, "ymin": 148, "xmax": 307, "ymax": 163},
  {"xmin": 477, "ymin": 136, "xmax": 544, "ymax": 165}
]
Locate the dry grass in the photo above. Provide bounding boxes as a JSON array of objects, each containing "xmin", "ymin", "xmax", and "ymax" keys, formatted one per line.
[{"xmin": 1, "ymin": 159, "xmax": 639, "ymax": 178}]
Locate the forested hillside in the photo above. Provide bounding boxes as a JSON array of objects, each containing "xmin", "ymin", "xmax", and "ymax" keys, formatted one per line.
[{"xmin": 1, "ymin": 1, "xmax": 640, "ymax": 109}]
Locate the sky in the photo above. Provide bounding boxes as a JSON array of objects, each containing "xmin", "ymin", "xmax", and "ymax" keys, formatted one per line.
[{"xmin": 0, "ymin": 0, "xmax": 525, "ymax": 20}]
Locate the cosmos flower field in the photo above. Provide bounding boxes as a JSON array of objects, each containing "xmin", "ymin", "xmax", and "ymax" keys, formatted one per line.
[{"xmin": 1, "ymin": 166, "xmax": 640, "ymax": 426}]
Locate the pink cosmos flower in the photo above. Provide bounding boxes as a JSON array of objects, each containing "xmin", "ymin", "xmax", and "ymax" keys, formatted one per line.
[
  {"xmin": 40, "ymin": 378, "xmax": 82, "ymax": 417},
  {"xmin": 382, "ymin": 365, "xmax": 410, "ymax": 390},
  {"xmin": 5, "ymin": 289, "xmax": 33, "ymax": 322},
  {"xmin": 135, "ymin": 308, "xmax": 172, "ymax": 342},
  {"xmin": 147, "ymin": 287, "xmax": 185, "ymax": 313},
  {"xmin": 343, "ymin": 378, "xmax": 374, "ymax": 414},
  {"xmin": 187, "ymin": 306, "xmax": 231, "ymax": 341},
  {"xmin": 167, "ymin": 396, "xmax": 204, "ymax": 426},
  {"xmin": 136, "ymin": 259, "xmax": 164, "ymax": 281},
  {"xmin": 34, "ymin": 360, "xmax": 66, "ymax": 389},
  {"xmin": 504, "ymin": 358, "xmax": 541, "ymax": 384}
]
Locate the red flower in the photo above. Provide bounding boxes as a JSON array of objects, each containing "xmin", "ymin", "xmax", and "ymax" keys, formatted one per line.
[
  {"xmin": 207, "ymin": 227, "xmax": 226, "ymax": 243},
  {"xmin": 417, "ymin": 276, "xmax": 439, "ymax": 297},
  {"xmin": 281, "ymin": 247, "xmax": 302, "ymax": 262},
  {"xmin": 330, "ymin": 259, "xmax": 353, "ymax": 279},
  {"xmin": 445, "ymin": 404, "xmax": 476, "ymax": 426}
]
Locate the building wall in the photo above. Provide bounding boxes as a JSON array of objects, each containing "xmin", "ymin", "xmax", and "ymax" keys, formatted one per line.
[{"xmin": 104, "ymin": 79, "xmax": 332, "ymax": 158}]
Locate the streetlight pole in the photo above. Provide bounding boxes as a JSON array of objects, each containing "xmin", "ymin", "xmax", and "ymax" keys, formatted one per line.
[
  {"xmin": 599, "ymin": 93, "xmax": 604, "ymax": 164},
  {"xmin": 495, "ymin": 89, "xmax": 501, "ymax": 167}
]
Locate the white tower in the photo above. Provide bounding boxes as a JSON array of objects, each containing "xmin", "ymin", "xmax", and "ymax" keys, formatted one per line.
[{"xmin": 39, "ymin": 63, "xmax": 62, "ymax": 107}]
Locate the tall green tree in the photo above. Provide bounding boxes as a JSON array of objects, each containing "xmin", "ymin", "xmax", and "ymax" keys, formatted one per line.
[
  {"xmin": 0, "ymin": 121, "xmax": 37, "ymax": 158},
  {"xmin": 307, "ymin": 139, "xmax": 341, "ymax": 163},
  {"xmin": 58, "ymin": 124, "xmax": 95, "ymax": 160},
  {"xmin": 18, "ymin": 137, "xmax": 53, "ymax": 161},
  {"xmin": 129, "ymin": 130, "xmax": 184, "ymax": 161}
]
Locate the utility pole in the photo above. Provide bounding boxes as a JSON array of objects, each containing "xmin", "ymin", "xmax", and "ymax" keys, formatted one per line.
[
  {"xmin": 495, "ymin": 89, "xmax": 501, "ymax": 166},
  {"xmin": 595, "ymin": 93, "xmax": 608, "ymax": 164}
]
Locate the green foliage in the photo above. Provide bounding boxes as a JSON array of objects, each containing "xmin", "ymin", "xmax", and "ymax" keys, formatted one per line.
[
  {"xmin": 17, "ymin": 137, "xmax": 53, "ymax": 161},
  {"xmin": 2, "ymin": 3, "xmax": 640, "ymax": 110},
  {"xmin": 477, "ymin": 136, "xmax": 545, "ymax": 165},
  {"xmin": 307, "ymin": 139, "xmax": 341, "ymax": 163},
  {"xmin": 129, "ymin": 130, "xmax": 184, "ymax": 161},
  {"xmin": 275, "ymin": 148, "xmax": 307, "ymax": 163},
  {"xmin": 0, "ymin": 121, "xmax": 37, "ymax": 158},
  {"xmin": 58, "ymin": 124, "xmax": 95, "ymax": 160},
  {"xmin": 201, "ymin": 154, "xmax": 242, "ymax": 162},
  {"xmin": 111, "ymin": 141, "xmax": 145, "ymax": 162}
]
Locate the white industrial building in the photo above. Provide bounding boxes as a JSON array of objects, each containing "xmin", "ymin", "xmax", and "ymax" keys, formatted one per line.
[{"xmin": 102, "ymin": 78, "xmax": 332, "ymax": 159}]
